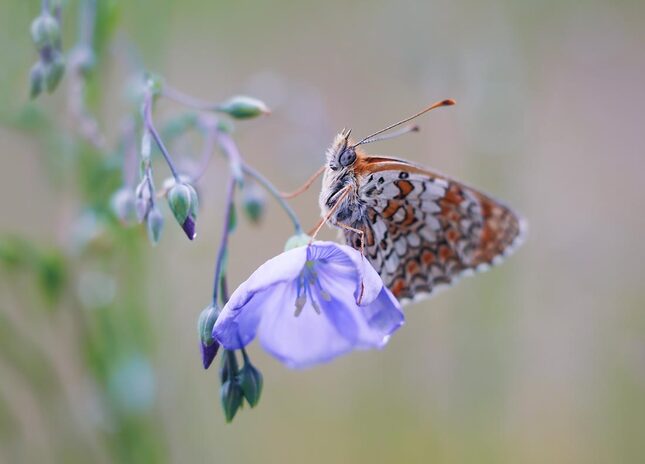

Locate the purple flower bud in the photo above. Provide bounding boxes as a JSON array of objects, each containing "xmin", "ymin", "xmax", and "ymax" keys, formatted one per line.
[
  {"xmin": 167, "ymin": 182, "xmax": 198, "ymax": 240},
  {"xmin": 182, "ymin": 216, "xmax": 196, "ymax": 240},
  {"xmin": 198, "ymin": 304, "xmax": 221, "ymax": 369}
]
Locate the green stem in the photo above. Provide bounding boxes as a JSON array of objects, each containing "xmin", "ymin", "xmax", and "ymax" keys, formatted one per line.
[{"xmin": 241, "ymin": 162, "xmax": 303, "ymax": 234}]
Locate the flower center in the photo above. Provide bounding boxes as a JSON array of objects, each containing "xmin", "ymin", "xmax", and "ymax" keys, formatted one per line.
[{"xmin": 294, "ymin": 260, "xmax": 331, "ymax": 317}]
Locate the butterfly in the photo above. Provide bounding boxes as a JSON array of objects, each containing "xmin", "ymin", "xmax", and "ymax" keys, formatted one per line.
[{"xmin": 313, "ymin": 99, "xmax": 527, "ymax": 304}]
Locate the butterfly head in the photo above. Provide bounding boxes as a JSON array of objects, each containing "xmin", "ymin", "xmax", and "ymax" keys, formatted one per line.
[{"xmin": 326, "ymin": 128, "xmax": 357, "ymax": 172}]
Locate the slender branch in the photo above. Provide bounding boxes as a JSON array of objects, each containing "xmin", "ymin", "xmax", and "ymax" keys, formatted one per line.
[
  {"xmin": 192, "ymin": 125, "xmax": 216, "ymax": 183},
  {"xmin": 143, "ymin": 92, "xmax": 181, "ymax": 180},
  {"xmin": 162, "ymin": 85, "xmax": 216, "ymax": 111},
  {"xmin": 241, "ymin": 162, "xmax": 303, "ymax": 234},
  {"xmin": 212, "ymin": 178, "xmax": 236, "ymax": 305}
]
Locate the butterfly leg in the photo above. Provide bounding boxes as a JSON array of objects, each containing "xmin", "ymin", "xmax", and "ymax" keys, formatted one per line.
[
  {"xmin": 309, "ymin": 185, "xmax": 353, "ymax": 241},
  {"xmin": 336, "ymin": 222, "xmax": 365, "ymax": 257}
]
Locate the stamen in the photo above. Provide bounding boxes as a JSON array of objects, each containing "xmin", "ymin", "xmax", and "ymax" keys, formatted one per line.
[
  {"xmin": 305, "ymin": 279, "xmax": 321, "ymax": 315},
  {"xmin": 294, "ymin": 295, "xmax": 306, "ymax": 317}
]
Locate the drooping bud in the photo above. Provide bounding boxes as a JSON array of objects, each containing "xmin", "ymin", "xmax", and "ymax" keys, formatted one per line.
[
  {"xmin": 242, "ymin": 180, "xmax": 265, "ymax": 224},
  {"xmin": 134, "ymin": 177, "xmax": 153, "ymax": 222},
  {"xmin": 167, "ymin": 183, "xmax": 192, "ymax": 225},
  {"xmin": 216, "ymin": 96, "xmax": 270, "ymax": 120},
  {"xmin": 110, "ymin": 187, "xmax": 137, "ymax": 225},
  {"xmin": 29, "ymin": 62, "xmax": 45, "ymax": 99},
  {"xmin": 238, "ymin": 359, "xmax": 263, "ymax": 408},
  {"xmin": 167, "ymin": 182, "xmax": 198, "ymax": 240},
  {"xmin": 198, "ymin": 303, "xmax": 221, "ymax": 369},
  {"xmin": 220, "ymin": 379, "xmax": 244, "ymax": 423},
  {"xmin": 30, "ymin": 14, "xmax": 61, "ymax": 49},
  {"xmin": 44, "ymin": 51, "xmax": 65, "ymax": 93},
  {"xmin": 146, "ymin": 206, "xmax": 164, "ymax": 245},
  {"xmin": 219, "ymin": 350, "xmax": 239, "ymax": 385},
  {"xmin": 284, "ymin": 233, "xmax": 311, "ymax": 251}
]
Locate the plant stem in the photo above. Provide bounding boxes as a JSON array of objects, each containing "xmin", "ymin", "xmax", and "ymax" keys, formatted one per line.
[
  {"xmin": 212, "ymin": 177, "xmax": 236, "ymax": 306},
  {"xmin": 162, "ymin": 85, "xmax": 216, "ymax": 111},
  {"xmin": 143, "ymin": 92, "xmax": 180, "ymax": 180}
]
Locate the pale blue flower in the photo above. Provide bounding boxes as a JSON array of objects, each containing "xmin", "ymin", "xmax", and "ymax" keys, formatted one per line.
[{"xmin": 212, "ymin": 242, "xmax": 404, "ymax": 369}]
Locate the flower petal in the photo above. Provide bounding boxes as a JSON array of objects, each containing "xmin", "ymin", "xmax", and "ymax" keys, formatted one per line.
[
  {"xmin": 360, "ymin": 287, "xmax": 405, "ymax": 338},
  {"xmin": 317, "ymin": 271, "xmax": 404, "ymax": 349},
  {"xmin": 257, "ymin": 281, "xmax": 358, "ymax": 369},
  {"xmin": 309, "ymin": 242, "xmax": 383, "ymax": 306},
  {"xmin": 213, "ymin": 283, "xmax": 285, "ymax": 349}
]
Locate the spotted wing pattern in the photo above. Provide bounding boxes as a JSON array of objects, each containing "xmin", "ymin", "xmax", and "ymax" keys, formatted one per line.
[{"xmin": 344, "ymin": 157, "xmax": 526, "ymax": 303}]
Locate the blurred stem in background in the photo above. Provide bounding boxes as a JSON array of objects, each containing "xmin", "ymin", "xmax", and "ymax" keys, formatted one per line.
[{"xmin": 1, "ymin": 0, "xmax": 302, "ymax": 459}]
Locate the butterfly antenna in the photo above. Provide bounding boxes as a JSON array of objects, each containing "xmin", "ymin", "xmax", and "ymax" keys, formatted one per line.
[
  {"xmin": 357, "ymin": 124, "xmax": 419, "ymax": 145},
  {"xmin": 353, "ymin": 99, "xmax": 455, "ymax": 147}
]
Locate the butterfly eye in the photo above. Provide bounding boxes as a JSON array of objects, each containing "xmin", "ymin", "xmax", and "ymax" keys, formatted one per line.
[{"xmin": 339, "ymin": 148, "xmax": 356, "ymax": 167}]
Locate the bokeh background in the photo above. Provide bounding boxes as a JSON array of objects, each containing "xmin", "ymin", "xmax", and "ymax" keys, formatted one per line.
[{"xmin": 1, "ymin": 0, "xmax": 645, "ymax": 463}]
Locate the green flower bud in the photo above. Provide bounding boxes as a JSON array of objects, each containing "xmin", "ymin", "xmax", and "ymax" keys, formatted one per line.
[
  {"xmin": 220, "ymin": 379, "xmax": 243, "ymax": 423},
  {"xmin": 242, "ymin": 180, "xmax": 265, "ymax": 224},
  {"xmin": 239, "ymin": 360, "xmax": 263, "ymax": 408},
  {"xmin": 167, "ymin": 182, "xmax": 199, "ymax": 240},
  {"xmin": 219, "ymin": 350, "xmax": 239, "ymax": 385},
  {"xmin": 216, "ymin": 96, "xmax": 271, "ymax": 119},
  {"xmin": 198, "ymin": 303, "xmax": 220, "ymax": 348},
  {"xmin": 30, "ymin": 14, "xmax": 60, "ymax": 49},
  {"xmin": 29, "ymin": 62, "xmax": 45, "ymax": 99},
  {"xmin": 146, "ymin": 206, "xmax": 164, "ymax": 245},
  {"xmin": 44, "ymin": 52, "xmax": 65, "ymax": 93},
  {"xmin": 198, "ymin": 303, "xmax": 221, "ymax": 369},
  {"xmin": 167, "ymin": 183, "xmax": 192, "ymax": 225},
  {"xmin": 284, "ymin": 233, "xmax": 311, "ymax": 251}
]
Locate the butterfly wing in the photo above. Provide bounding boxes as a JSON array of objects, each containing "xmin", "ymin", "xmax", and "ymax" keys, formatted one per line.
[{"xmin": 344, "ymin": 156, "xmax": 526, "ymax": 303}]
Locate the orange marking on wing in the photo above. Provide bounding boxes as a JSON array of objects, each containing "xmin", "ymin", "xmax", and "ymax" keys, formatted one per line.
[
  {"xmin": 365, "ymin": 227, "xmax": 375, "ymax": 247},
  {"xmin": 390, "ymin": 278, "xmax": 406, "ymax": 298},
  {"xmin": 421, "ymin": 249, "xmax": 435, "ymax": 266},
  {"xmin": 446, "ymin": 228, "xmax": 460, "ymax": 243},
  {"xmin": 353, "ymin": 154, "xmax": 429, "ymax": 176},
  {"xmin": 444, "ymin": 186, "xmax": 463, "ymax": 204},
  {"xmin": 395, "ymin": 180, "xmax": 414, "ymax": 198},
  {"xmin": 401, "ymin": 204, "xmax": 416, "ymax": 227},
  {"xmin": 406, "ymin": 260, "xmax": 420, "ymax": 275},
  {"xmin": 438, "ymin": 245, "xmax": 452, "ymax": 262},
  {"xmin": 382, "ymin": 201, "xmax": 399, "ymax": 219}
]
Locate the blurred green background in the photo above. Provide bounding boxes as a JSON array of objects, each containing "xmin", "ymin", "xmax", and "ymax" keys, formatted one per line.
[{"xmin": 1, "ymin": 0, "xmax": 645, "ymax": 463}]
